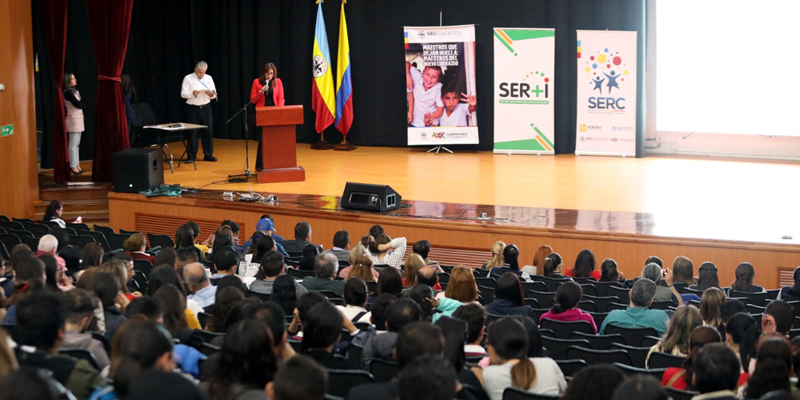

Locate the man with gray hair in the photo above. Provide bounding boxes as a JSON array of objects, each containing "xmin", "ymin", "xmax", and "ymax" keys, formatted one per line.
[
  {"xmin": 185, "ymin": 262, "xmax": 217, "ymax": 308},
  {"xmin": 641, "ymin": 262, "xmax": 683, "ymax": 306},
  {"xmin": 599, "ymin": 278, "xmax": 669, "ymax": 335},
  {"xmin": 180, "ymin": 60, "xmax": 217, "ymax": 162},
  {"xmin": 301, "ymin": 252, "xmax": 345, "ymax": 296},
  {"xmin": 36, "ymin": 234, "xmax": 66, "ymax": 273}
]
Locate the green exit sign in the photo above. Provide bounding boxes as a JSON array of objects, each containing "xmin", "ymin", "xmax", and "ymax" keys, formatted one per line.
[{"xmin": 0, "ymin": 124, "xmax": 13, "ymax": 137}]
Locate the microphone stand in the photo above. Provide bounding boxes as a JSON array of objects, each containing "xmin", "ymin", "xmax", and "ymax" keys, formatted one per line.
[{"xmin": 226, "ymin": 89, "xmax": 265, "ymax": 183}]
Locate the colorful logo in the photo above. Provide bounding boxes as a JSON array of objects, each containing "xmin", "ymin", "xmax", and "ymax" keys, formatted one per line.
[
  {"xmin": 313, "ymin": 55, "xmax": 328, "ymax": 78},
  {"xmin": 432, "ymin": 132, "xmax": 446, "ymax": 139},
  {"xmin": 580, "ymin": 124, "xmax": 587, "ymax": 132},
  {"xmin": 582, "ymin": 47, "xmax": 629, "ymax": 95}
]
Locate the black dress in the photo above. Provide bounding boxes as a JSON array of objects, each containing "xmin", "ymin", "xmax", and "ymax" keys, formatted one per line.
[{"xmin": 255, "ymin": 85, "xmax": 275, "ymax": 171}]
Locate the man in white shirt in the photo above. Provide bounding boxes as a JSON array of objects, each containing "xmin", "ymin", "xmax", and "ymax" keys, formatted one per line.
[
  {"xmin": 185, "ymin": 262, "xmax": 217, "ymax": 309},
  {"xmin": 180, "ymin": 61, "xmax": 218, "ymax": 162}
]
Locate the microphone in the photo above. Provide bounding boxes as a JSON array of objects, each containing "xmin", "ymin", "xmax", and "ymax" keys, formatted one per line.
[{"xmin": 262, "ymin": 78, "xmax": 270, "ymax": 92}]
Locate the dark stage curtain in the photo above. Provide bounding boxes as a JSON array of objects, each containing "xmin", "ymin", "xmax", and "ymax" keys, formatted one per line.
[
  {"xmin": 33, "ymin": 0, "xmax": 646, "ymax": 167},
  {"xmin": 86, "ymin": 0, "xmax": 134, "ymax": 182},
  {"xmin": 40, "ymin": 0, "xmax": 69, "ymax": 183}
]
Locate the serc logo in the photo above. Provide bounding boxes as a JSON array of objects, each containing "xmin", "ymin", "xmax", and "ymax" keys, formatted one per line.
[
  {"xmin": 432, "ymin": 132, "xmax": 446, "ymax": 139},
  {"xmin": 583, "ymin": 47, "xmax": 629, "ymax": 110}
]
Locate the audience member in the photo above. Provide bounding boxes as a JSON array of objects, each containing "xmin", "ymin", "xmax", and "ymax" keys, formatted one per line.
[
  {"xmin": 80, "ymin": 243, "xmax": 104, "ymax": 272},
  {"xmin": 268, "ymin": 355, "xmax": 326, "ymax": 400},
  {"xmin": 99, "ymin": 259, "xmax": 135, "ymax": 300},
  {"xmin": 412, "ymin": 240, "xmax": 438, "ymax": 268},
  {"xmin": 272, "ymin": 275, "xmax": 300, "ymax": 317},
  {"xmin": 700, "ymin": 287, "xmax": 726, "ymax": 330},
  {"xmin": 2, "ymin": 255, "xmax": 45, "ymax": 324},
  {"xmin": 641, "ymin": 263, "xmax": 682, "ymax": 305},
  {"xmin": 646, "ymin": 305, "xmax": 702, "ymax": 366},
  {"xmin": 742, "ymin": 337, "xmax": 792, "ymax": 399},
  {"xmin": 298, "ymin": 243, "xmax": 320, "ymax": 271},
  {"xmin": 147, "ymin": 265, "xmax": 203, "ymax": 326},
  {"xmin": 599, "ymin": 258, "xmax": 624, "ymax": 282},
  {"xmin": 250, "ymin": 250, "xmax": 308, "ymax": 298},
  {"xmin": 301, "ymin": 301, "xmax": 355, "ymax": 369},
  {"xmin": 541, "ymin": 252, "xmax": 565, "ymax": 278},
  {"xmin": 526, "ymin": 245, "xmax": 553, "ymax": 276},
  {"xmin": 610, "ymin": 375, "xmax": 667, "ymax": 400},
  {"xmin": 340, "ymin": 255, "xmax": 379, "ymax": 282},
  {"xmin": 90, "ymin": 272, "xmax": 127, "ymax": 341},
  {"xmin": 435, "ymin": 315, "xmax": 489, "ymax": 400},
  {"xmin": 59, "ymin": 289, "xmax": 110, "ymax": 371},
  {"xmin": 566, "ymin": 249, "xmax": 600, "ymax": 280},
  {"xmin": 350, "ymin": 293, "xmax": 397, "ymax": 349},
  {"xmin": 398, "ymin": 355, "xmax": 458, "ymax": 400},
  {"xmin": 376, "ymin": 266, "xmax": 403, "ymax": 297},
  {"xmin": 122, "ymin": 233, "xmax": 156, "ymax": 265},
  {"xmin": 560, "ymin": 364, "xmax": 626, "ymax": 400},
  {"xmin": 242, "ymin": 302, "xmax": 295, "ymax": 360},
  {"xmin": 672, "ymin": 256, "xmax": 695, "ymax": 285},
  {"xmin": 539, "ymin": 281, "xmax": 596, "ymax": 333},
  {"xmin": 0, "ymin": 367, "xmax": 70, "ymax": 400},
  {"xmin": 453, "ymin": 303, "xmax": 488, "ymax": 358},
  {"xmin": 207, "ymin": 287, "xmax": 245, "ymax": 333},
  {"xmin": 184, "ymin": 262, "xmax": 217, "ymax": 308},
  {"xmin": 442, "ymin": 266, "xmax": 479, "ymax": 303},
  {"xmin": 482, "ymin": 241, "xmax": 505, "ymax": 271},
  {"xmin": 362, "ymin": 299, "xmax": 421, "ymax": 365},
  {"xmin": 778, "ymin": 266, "xmax": 800, "ymax": 300},
  {"xmin": 154, "ymin": 248, "xmax": 177, "ymax": 271},
  {"xmin": 337, "ymin": 277, "xmax": 371, "ymax": 324},
  {"xmin": 599, "ymin": 279, "xmax": 669, "ymax": 335},
  {"xmin": 402, "ymin": 253, "xmax": 425, "ymax": 288},
  {"xmin": 730, "ymin": 262, "xmax": 765, "ymax": 293},
  {"xmin": 366, "ymin": 233, "xmax": 407, "ymax": 269},
  {"xmin": 301, "ymin": 253, "xmax": 345, "ymax": 296},
  {"xmin": 287, "ymin": 292, "xmax": 327, "ymax": 338},
  {"xmin": 410, "ymin": 284, "xmax": 462, "ymax": 323},
  {"xmin": 324, "ymin": 230, "xmax": 351, "ymax": 263},
  {"xmin": 36, "ymin": 234, "xmax": 67, "ymax": 273},
  {"xmin": 692, "ymin": 261, "xmax": 721, "ymax": 291},
  {"xmin": 282, "ymin": 221, "xmax": 322, "ymax": 255},
  {"xmin": 127, "ymin": 369, "xmax": 210, "ymax": 400},
  {"xmin": 490, "ymin": 244, "xmax": 529, "ymax": 281},
  {"xmin": 415, "ymin": 265, "xmax": 439, "ymax": 292},
  {"xmin": 152, "ymin": 285, "xmax": 203, "ymax": 349},
  {"xmin": 763, "ymin": 300, "xmax": 794, "ymax": 336},
  {"xmin": 485, "ymin": 273, "xmax": 535, "ymax": 319},
  {"xmin": 725, "ymin": 313, "xmax": 760, "ymax": 373},
  {"xmin": 692, "ymin": 343, "xmax": 742, "ymax": 400},
  {"xmin": 660, "ymin": 326, "xmax": 727, "ymax": 390}
]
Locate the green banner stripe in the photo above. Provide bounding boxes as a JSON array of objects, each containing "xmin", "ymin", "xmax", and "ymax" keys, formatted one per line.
[
  {"xmin": 493, "ymin": 31, "xmax": 515, "ymax": 53},
  {"xmin": 534, "ymin": 127, "xmax": 555, "ymax": 148},
  {"xmin": 503, "ymin": 29, "xmax": 555, "ymax": 41},
  {"xmin": 495, "ymin": 138, "xmax": 545, "ymax": 151},
  {"xmin": 499, "ymin": 100, "xmax": 549, "ymax": 105}
]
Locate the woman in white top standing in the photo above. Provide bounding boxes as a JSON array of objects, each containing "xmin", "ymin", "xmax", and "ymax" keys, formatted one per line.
[
  {"xmin": 63, "ymin": 73, "xmax": 85, "ymax": 175},
  {"xmin": 476, "ymin": 318, "xmax": 566, "ymax": 400},
  {"xmin": 365, "ymin": 234, "xmax": 407, "ymax": 269}
]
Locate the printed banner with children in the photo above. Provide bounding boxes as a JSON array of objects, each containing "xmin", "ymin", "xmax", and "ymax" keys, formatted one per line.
[
  {"xmin": 575, "ymin": 30, "xmax": 638, "ymax": 156},
  {"xmin": 404, "ymin": 25, "xmax": 479, "ymax": 146},
  {"xmin": 493, "ymin": 28, "xmax": 556, "ymax": 154}
]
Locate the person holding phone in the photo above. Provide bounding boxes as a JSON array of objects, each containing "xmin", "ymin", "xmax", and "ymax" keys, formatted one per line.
[{"xmin": 250, "ymin": 63, "xmax": 285, "ymax": 171}]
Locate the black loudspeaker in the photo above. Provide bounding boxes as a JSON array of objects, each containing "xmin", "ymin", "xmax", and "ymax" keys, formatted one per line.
[
  {"xmin": 340, "ymin": 182, "xmax": 402, "ymax": 212},
  {"xmin": 113, "ymin": 148, "xmax": 164, "ymax": 193}
]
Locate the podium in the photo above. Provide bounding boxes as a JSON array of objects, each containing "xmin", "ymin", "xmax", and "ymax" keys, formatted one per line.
[{"xmin": 255, "ymin": 105, "xmax": 305, "ymax": 183}]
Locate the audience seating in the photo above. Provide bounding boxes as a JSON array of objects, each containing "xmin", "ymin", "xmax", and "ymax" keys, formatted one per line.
[
  {"xmin": 566, "ymin": 346, "xmax": 632, "ymax": 366},
  {"xmin": 368, "ymin": 358, "xmax": 400, "ymax": 383},
  {"xmin": 569, "ymin": 332, "xmax": 624, "ymax": 350},
  {"xmin": 727, "ymin": 296, "xmax": 750, "ymax": 306},
  {"xmin": 579, "ymin": 284, "xmax": 598, "ymax": 297},
  {"xmin": 647, "ymin": 351, "xmax": 685, "ymax": 369},
  {"xmin": 649, "ymin": 300, "xmax": 674, "ymax": 310},
  {"xmin": 21, "ymin": 223, "xmax": 50, "ymax": 236},
  {"xmin": 84, "ymin": 231, "xmax": 112, "ymax": 251},
  {"xmin": 665, "ymin": 387, "xmax": 698, "ymax": 400},
  {"xmin": 606, "ymin": 286, "xmax": 630, "ymax": 304},
  {"xmin": 437, "ymin": 272, "xmax": 450, "ymax": 284},
  {"xmin": 538, "ymin": 328, "xmax": 554, "ymax": 338},
  {"xmin": 478, "ymin": 286, "xmax": 495, "ymax": 304},
  {"xmin": 577, "ymin": 300, "xmax": 597, "ymax": 312},
  {"xmin": 529, "ymin": 275, "xmax": 571, "ymax": 292},
  {"xmin": 105, "ymin": 232, "xmax": 132, "ymax": 252},
  {"xmin": 587, "ymin": 312, "xmax": 608, "ymax": 328},
  {"xmin": 327, "ymin": 369, "xmax": 374, "ymax": 398},
  {"xmin": 473, "ymin": 268, "xmax": 490, "ymax": 278},
  {"xmin": 641, "ymin": 336, "xmax": 660, "ymax": 348},
  {"xmin": 609, "ymin": 343, "xmax": 650, "ymax": 369},
  {"xmin": 68, "ymin": 235, "xmax": 96, "ymax": 250},
  {"xmin": 19, "ymin": 236, "xmax": 39, "ymax": 251},
  {"xmin": 604, "ymin": 325, "xmax": 658, "ymax": 347},
  {"xmin": 613, "ymin": 363, "xmax": 666, "ymax": 381},
  {"xmin": 590, "ymin": 281, "xmax": 625, "ymax": 297},
  {"xmin": 246, "ymin": 291, "xmax": 270, "ymax": 303},
  {"xmin": 766, "ymin": 289, "xmax": 780, "ymax": 299},
  {"xmin": 199, "ymin": 343, "xmax": 220, "ymax": 357},
  {"xmin": 197, "ymin": 312, "xmax": 211, "ymax": 328},
  {"xmin": 133, "ymin": 260, "xmax": 153, "ymax": 277},
  {"xmin": 147, "ymin": 233, "xmax": 175, "ymax": 249},
  {"xmin": 9, "ymin": 229, "xmax": 34, "ymax": 239},
  {"xmin": 582, "ymin": 295, "xmax": 620, "ymax": 313},
  {"xmin": 745, "ymin": 304, "xmax": 765, "ymax": 314},
  {"xmin": 67, "ymin": 222, "xmax": 91, "ymax": 233},
  {"xmin": 541, "ymin": 337, "xmax": 590, "ymax": 360},
  {"xmin": 523, "ymin": 298, "xmax": 540, "ymax": 308},
  {"xmin": 502, "ymin": 387, "xmax": 559, "ymax": 400},
  {"xmin": 93, "ymin": 225, "xmax": 116, "ymax": 236},
  {"xmin": 0, "ymin": 234, "xmax": 22, "ymax": 258},
  {"xmin": 520, "ymin": 281, "xmax": 548, "ymax": 294},
  {"xmin": 474, "ymin": 277, "xmax": 497, "ymax": 289},
  {"xmin": 605, "ymin": 302, "xmax": 628, "ymax": 312},
  {"xmin": 287, "ymin": 268, "xmax": 314, "ymax": 279},
  {"xmin": 540, "ymin": 319, "xmax": 594, "ymax": 338},
  {"xmin": 525, "ymin": 290, "xmax": 554, "ymax": 308},
  {"xmin": 348, "ymin": 343, "xmax": 364, "ymax": 365},
  {"xmin": 729, "ymin": 290, "xmax": 770, "ymax": 307},
  {"xmin": 555, "ymin": 359, "xmax": 587, "ymax": 378},
  {"xmin": 58, "ymin": 348, "xmax": 101, "ymax": 371},
  {"xmin": 196, "ymin": 329, "xmax": 225, "ymax": 343}
]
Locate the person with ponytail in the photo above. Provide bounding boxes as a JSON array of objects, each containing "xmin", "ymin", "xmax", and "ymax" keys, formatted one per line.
[
  {"xmin": 489, "ymin": 244, "xmax": 531, "ymax": 282},
  {"xmin": 91, "ymin": 320, "xmax": 174, "ymax": 400},
  {"xmin": 778, "ymin": 266, "xmax": 800, "ymax": 300},
  {"xmin": 485, "ymin": 273, "xmax": 535, "ymax": 318},
  {"xmin": 729, "ymin": 262, "xmax": 765, "ymax": 294},
  {"xmin": 478, "ymin": 318, "xmax": 566, "ymax": 400},
  {"xmin": 599, "ymin": 258, "xmax": 625, "ymax": 283},
  {"xmin": 691, "ymin": 261, "xmax": 721, "ymax": 291},
  {"xmin": 541, "ymin": 253, "xmax": 564, "ymax": 278},
  {"xmin": 646, "ymin": 306, "xmax": 702, "ymax": 366},
  {"xmin": 1, "ymin": 255, "xmax": 45, "ymax": 324},
  {"xmin": 482, "ymin": 241, "xmax": 505, "ymax": 271},
  {"xmin": 725, "ymin": 312, "xmax": 761, "ymax": 373},
  {"xmin": 538, "ymin": 281, "xmax": 597, "ymax": 333}
]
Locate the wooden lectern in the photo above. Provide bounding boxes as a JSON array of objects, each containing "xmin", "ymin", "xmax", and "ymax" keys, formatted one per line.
[{"xmin": 254, "ymin": 105, "xmax": 305, "ymax": 183}]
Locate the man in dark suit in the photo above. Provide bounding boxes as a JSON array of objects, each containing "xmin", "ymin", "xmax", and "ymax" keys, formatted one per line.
[
  {"xmin": 282, "ymin": 221, "xmax": 323, "ymax": 255},
  {"xmin": 301, "ymin": 253, "xmax": 345, "ymax": 296},
  {"xmin": 324, "ymin": 230, "xmax": 351, "ymax": 264}
]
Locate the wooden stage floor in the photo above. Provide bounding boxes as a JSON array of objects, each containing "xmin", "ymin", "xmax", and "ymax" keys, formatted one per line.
[{"xmin": 105, "ymin": 139, "xmax": 800, "ymax": 289}]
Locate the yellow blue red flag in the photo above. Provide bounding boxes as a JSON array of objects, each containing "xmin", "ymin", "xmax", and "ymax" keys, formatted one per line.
[
  {"xmin": 312, "ymin": 0, "xmax": 336, "ymax": 133},
  {"xmin": 334, "ymin": 1, "xmax": 353, "ymax": 137}
]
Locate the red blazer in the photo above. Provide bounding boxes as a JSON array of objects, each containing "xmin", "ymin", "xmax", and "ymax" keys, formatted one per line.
[{"xmin": 250, "ymin": 78, "xmax": 285, "ymax": 107}]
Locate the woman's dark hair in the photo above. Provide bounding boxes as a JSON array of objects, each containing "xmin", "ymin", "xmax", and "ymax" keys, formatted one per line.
[
  {"xmin": 301, "ymin": 302, "xmax": 343, "ymax": 352},
  {"xmin": 600, "ymin": 258, "xmax": 620, "ymax": 282},
  {"xmin": 272, "ymin": 275, "xmax": 298, "ymax": 316},
  {"xmin": 672, "ymin": 256, "xmax": 694, "ymax": 285},
  {"xmin": 377, "ymin": 266, "xmax": 403, "ymax": 297},
  {"xmin": 682, "ymin": 326, "xmax": 722, "ymax": 391},
  {"xmin": 12, "ymin": 255, "xmax": 45, "ymax": 299},
  {"xmin": 502, "ymin": 244, "xmax": 520, "ymax": 271},
  {"xmin": 110, "ymin": 320, "xmax": 172, "ymax": 399},
  {"xmin": 731, "ymin": 262, "xmax": 756, "ymax": 292},
  {"xmin": 259, "ymin": 63, "xmax": 278, "ymax": 88},
  {"xmin": 542, "ymin": 252, "xmax": 562, "ymax": 277},
  {"xmin": 610, "ymin": 375, "xmax": 668, "ymax": 400},
  {"xmin": 62, "ymin": 73, "xmax": 75, "ymax": 90},
  {"xmin": 726, "ymin": 312, "xmax": 760, "ymax": 373},
  {"xmin": 206, "ymin": 319, "xmax": 278, "ymax": 400},
  {"xmin": 175, "ymin": 225, "xmax": 195, "ymax": 249},
  {"xmin": 487, "ymin": 318, "xmax": 536, "ymax": 390},
  {"xmin": 90, "ymin": 272, "xmax": 119, "ymax": 308},
  {"xmin": 80, "ymin": 243, "xmax": 104, "ymax": 270},
  {"xmin": 185, "ymin": 221, "xmax": 201, "ymax": 239},
  {"xmin": 298, "ymin": 244, "xmax": 319, "ymax": 271},
  {"xmin": 38, "ymin": 254, "xmax": 59, "ymax": 292},
  {"xmin": 793, "ymin": 266, "xmax": 800, "ymax": 292},
  {"xmin": 696, "ymin": 262, "xmax": 720, "ymax": 291},
  {"xmin": 551, "ymin": 281, "xmax": 582, "ymax": 314},
  {"xmin": 152, "ymin": 285, "xmax": 188, "ymax": 337},
  {"xmin": 495, "ymin": 273, "xmax": 525, "ymax": 307},
  {"xmin": 369, "ymin": 234, "xmax": 392, "ymax": 254},
  {"xmin": 146, "ymin": 265, "xmax": 187, "ymax": 297},
  {"xmin": 43, "ymin": 201, "xmax": 62, "ymax": 222},
  {"xmin": 208, "ymin": 287, "xmax": 245, "ymax": 333},
  {"xmin": 745, "ymin": 338, "xmax": 792, "ymax": 399},
  {"xmin": 561, "ymin": 364, "xmax": 626, "ymax": 400},
  {"xmin": 434, "ymin": 316, "xmax": 468, "ymax": 372},
  {"xmin": 408, "ymin": 284, "xmax": 435, "ymax": 322},
  {"xmin": 251, "ymin": 231, "xmax": 274, "ymax": 261},
  {"xmin": 155, "ymin": 248, "xmax": 177, "ymax": 270},
  {"xmin": 518, "ymin": 316, "xmax": 546, "ymax": 358},
  {"xmin": 573, "ymin": 249, "xmax": 596, "ymax": 278},
  {"xmin": 121, "ymin": 73, "xmax": 136, "ymax": 99}
]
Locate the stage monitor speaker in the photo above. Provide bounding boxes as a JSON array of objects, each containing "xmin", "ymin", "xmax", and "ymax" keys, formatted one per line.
[
  {"xmin": 113, "ymin": 148, "xmax": 164, "ymax": 193},
  {"xmin": 340, "ymin": 182, "xmax": 402, "ymax": 212}
]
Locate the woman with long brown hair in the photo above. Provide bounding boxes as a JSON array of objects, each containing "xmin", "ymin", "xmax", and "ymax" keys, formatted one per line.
[{"xmin": 250, "ymin": 62, "xmax": 285, "ymax": 171}]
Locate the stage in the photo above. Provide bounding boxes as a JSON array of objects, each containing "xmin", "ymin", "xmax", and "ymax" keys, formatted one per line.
[{"xmin": 109, "ymin": 139, "xmax": 800, "ymax": 289}]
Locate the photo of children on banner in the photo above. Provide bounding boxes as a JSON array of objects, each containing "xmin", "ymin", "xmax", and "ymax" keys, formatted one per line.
[{"xmin": 405, "ymin": 43, "xmax": 476, "ymax": 127}]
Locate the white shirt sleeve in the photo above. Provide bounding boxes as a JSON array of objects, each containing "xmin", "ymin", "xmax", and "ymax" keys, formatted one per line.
[
  {"xmin": 206, "ymin": 75, "xmax": 217, "ymax": 99},
  {"xmin": 180, "ymin": 75, "xmax": 194, "ymax": 99}
]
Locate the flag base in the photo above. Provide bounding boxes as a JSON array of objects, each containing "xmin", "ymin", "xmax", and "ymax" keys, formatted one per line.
[
  {"xmin": 334, "ymin": 141, "xmax": 356, "ymax": 151},
  {"xmin": 311, "ymin": 141, "xmax": 334, "ymax": 150}
]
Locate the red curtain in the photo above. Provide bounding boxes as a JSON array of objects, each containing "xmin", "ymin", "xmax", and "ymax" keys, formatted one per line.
[
  {"xmin": 41, "ymin": 0, "xmax": 69, "ymax": 183},
  {"xmin": 86, "ymin": 0, "xmax": 134, "ymax": 182}
]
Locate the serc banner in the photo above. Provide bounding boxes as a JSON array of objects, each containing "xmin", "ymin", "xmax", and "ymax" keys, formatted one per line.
[
  {"xmin": 404, "ymin": 25, "xmax": 479, "ymax": 146},
  {"xmin": 493, "ymin": 28, "xmax": 556, "ymax": 154},
  {"xmin": 575, "ymin": 30, "xmax": 637, "ymax": 156}
]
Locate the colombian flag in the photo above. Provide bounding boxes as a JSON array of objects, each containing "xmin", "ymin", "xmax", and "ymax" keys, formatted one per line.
[
  {"xmin": 312, "ymin": 1, "xmax": 336, "ymax": 134},
  {"xmin": 334, "ymin": 1, "xmax": 353, "ymax": 138}
]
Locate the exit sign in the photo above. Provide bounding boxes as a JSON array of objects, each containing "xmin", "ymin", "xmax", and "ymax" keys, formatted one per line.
[{"xmin": 0, "ymin": 124, "xmax": 12, "ymax": 137}]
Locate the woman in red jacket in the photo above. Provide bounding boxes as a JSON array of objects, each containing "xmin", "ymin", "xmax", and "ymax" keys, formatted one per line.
[{"xmin": 250, "ymin": 63, "xmax": 285, "ymax": 171}]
